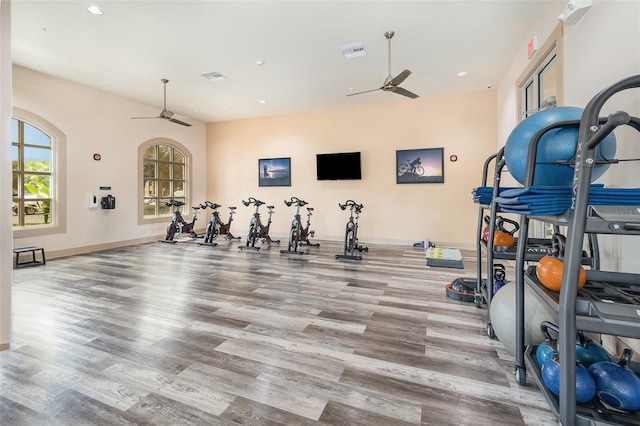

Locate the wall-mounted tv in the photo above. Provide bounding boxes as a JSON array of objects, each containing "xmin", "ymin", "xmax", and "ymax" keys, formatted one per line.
[{"xmin": 316, "ymin": 152, "xmax": 361, "ymax": 180}]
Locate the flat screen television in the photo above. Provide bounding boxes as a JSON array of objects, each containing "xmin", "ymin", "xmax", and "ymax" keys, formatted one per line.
[{"xmin": 316, "ymin": 152, "xmax": 361, "ymax": 180}]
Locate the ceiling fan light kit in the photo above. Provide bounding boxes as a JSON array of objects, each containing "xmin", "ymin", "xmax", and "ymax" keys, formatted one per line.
[
  {"xmin": 131, "ymin": 78, "xmax": 192, "ymax": 127},
  {"xmin": 347, "ymin": 30, "xmax": 419, "ymax": 99}
]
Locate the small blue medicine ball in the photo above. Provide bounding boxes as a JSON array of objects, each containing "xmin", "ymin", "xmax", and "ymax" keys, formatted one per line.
[{"xmin": 504, "ymin": 107, "xmax": 616, "ymax": 186}]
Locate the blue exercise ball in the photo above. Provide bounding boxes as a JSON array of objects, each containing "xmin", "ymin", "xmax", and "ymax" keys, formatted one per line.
[{"xmin": 504, "ymin": 107, "xmax": 616, "ymax": 186}]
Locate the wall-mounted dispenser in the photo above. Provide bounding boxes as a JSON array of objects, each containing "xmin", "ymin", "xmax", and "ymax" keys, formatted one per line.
[
  {"xmin": 89, "ymin": 195, "xmax": 99, "ymax": 208},
  {"xmin": 101, "ymin": 194, "xmax": 116, "ymax": 209}
]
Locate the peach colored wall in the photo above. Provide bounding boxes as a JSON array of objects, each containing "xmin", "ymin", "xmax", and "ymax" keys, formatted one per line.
[
  {"xmin": 207, "ymin": 90, "xmax": 497, "ymax": 247},
  {"xmin": 12, "ymin": 66, "xmax": 207, "ymax": 252}
]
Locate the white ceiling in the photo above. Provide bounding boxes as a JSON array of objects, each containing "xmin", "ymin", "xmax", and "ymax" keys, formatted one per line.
[{"xmin": 11, "ymin": 1, "xmax": 549, "ymax": 124}]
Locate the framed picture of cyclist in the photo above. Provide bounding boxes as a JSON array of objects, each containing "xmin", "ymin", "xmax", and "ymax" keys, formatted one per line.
[
  {"xmin": 396, "ymin": 148, "xmax": 444, "ymax": 184},
  {"xmin": 259, "ymin": 157, "xmax": 291, "ymax": 187}
]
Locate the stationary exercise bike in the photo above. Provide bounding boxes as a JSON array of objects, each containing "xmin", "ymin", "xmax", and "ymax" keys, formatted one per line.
[
  {"xmin": 335, "ymin": 199, "xmax": 368, "ymax": 260},
  {"xmin": 160, "ymin": 199, "xmax": 206, "ymax": 244},
  {"xmin": 239, "ymin": 197, "xmax": 280, "ymax": 251},
  {"xmin": 280, "ymin": 197, "xmax": 320, "ymax": 255},
  {"xmin": 199, "ymin": 201, "xmax": 241, "ymax": 246}
]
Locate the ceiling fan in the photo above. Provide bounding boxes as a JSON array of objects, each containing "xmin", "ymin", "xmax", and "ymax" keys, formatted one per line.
[
  {"xmin": 347, "ymin": 31, "xmax": 419, "ymax": 99},
  {"xmin": 131, "ymin": 78, "xmax": 192, "ymax": 127}
]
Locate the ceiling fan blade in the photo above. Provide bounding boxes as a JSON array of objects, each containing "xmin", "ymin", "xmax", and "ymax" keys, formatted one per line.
[
  {"xmin": 390, "ymin": 69, "xmax": 412, "ymax": 87},
  {"xmin": 346, "ymin": 87, "xmax": 383, "ymax": 97},
  {"xmin": 393, "ymin": 86, "xmax": 419, "ymax": 99},
  {"xmin": 168, "ymin": 117, "xmax": 192, "ymax": 127},
  {"xmin": 131, "ymin": 116, "xmax": 160, "ymax": 120}
]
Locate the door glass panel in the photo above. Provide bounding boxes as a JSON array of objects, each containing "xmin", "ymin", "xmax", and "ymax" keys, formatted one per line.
[{"xmin": 539, "ymin": 55, "xmax": 558, "ymax": 110}]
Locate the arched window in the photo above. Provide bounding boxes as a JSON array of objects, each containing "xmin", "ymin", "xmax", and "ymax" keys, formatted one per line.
[
  {"xmin": 11, "ymin": 109, "xmax": 67, "ymax": 237},
  {"xmin": 138, "ymin": 138, "xmax": 191, "ymax": 223}
]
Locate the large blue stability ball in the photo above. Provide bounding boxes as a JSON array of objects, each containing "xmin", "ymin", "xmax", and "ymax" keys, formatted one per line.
[{"xmin": 504, "ymin": 107, "xmax": 617, "ymax": 186}]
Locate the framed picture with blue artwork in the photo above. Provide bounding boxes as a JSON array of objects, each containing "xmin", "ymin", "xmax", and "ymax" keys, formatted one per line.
[
  {"xmin": 396, "ymin": 148, "xmax": 444, "ymax": 184},
  {"xmin": 259, "ymin": 157, "xmax": 291, "ymax": 187}
]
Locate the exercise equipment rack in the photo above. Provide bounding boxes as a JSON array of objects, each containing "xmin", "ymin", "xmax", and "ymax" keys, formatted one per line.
[
  {"xmin": 471, "ymin": 150, "xmax": 597, "ymax": 339},
  {"xmin": 505, "ymin": 75, "xmax": 640, "ymax": 425}
]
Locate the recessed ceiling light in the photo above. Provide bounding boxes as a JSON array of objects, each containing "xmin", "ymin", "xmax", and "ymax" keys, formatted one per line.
[
  {"xmin": 338, "ymin": 42, "xmax": 367, "ymax": 59},
  {"xmin": 256, "ymin": 60, "xmax": 265, "ymax": 66},
  {"xmin": 457, "ymin": 71, "xmax": 468, "ymax": 77},
  {"xmin": 87, "ymin": 5, "xmax": 103, "ymax": 15},
  {"xmin": 259, "ymin": 100, "xmax": 267, "ymax": 104}
]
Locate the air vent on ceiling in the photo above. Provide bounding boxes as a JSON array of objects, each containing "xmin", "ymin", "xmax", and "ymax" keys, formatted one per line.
[
  {"xmin": 338, "ymin": 42, "xmax": 366, "ymax": 59},
  {"xmin": 202, "ymin": 71, "xmax": 226, "ymax": 81}
]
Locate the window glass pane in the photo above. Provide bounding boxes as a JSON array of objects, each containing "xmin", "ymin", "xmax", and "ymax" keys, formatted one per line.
[
  {"xmin": 12, "ymin": 202, "xmax": 19, "ymax": 226},
  {"xmin": 23, "ymin": 123, "xmax": 51, "ymax": 147},
  {"xmin": 144, "ymin": 199, "xmax": 156, "ymax": 217},
  {"xmin": 24, "ymin": 147, "xmax": 51, "ymax": 172},
  {"xmin": 12, "ymin": 173, "xmax": 19, "ymax": 197},
  {"xmin": 24, "ymin": 175, "xmax": 51, "ymax": 199},
  {"xmin": 143, "ymin": 146, "xmax": 157, "ymax": 160},
  {"xmin": 142, "ymin": 144, "xmax": 188, "ymax": 218},
  {"xmin": 158, "ymin": 163, "xmax": 170, "ymax": 179},
  {"xmin": 143, "ymin": 161, "xmax": 156, "ymax": 178},
  {"xmin": 144, "ymin": 179, "xmax": 157, "ymax": 196},
  {"xmin": 158, "ymin": 180, "xmax": 171, "ymax": 197},
  {"xmin": 11, "ymin": 119, "xmax": 18, "ymax": 143},
  {"xmin": 159, "ymin": 200, "xmax": 173, "ymax": 215},
  {"xmin": 12, "ymin": 118, "xmax": 55, "ymax": 229},
  {"xmin": 158, "ymin": 145, "xmax": 171, "ymax": 161},
  {"xmin": 11, "ymin": 146, "xmax": 19, "ymax": 169},
  {"xmin": 173, "ymin": 149, "xmax": 185, "ymax": 163},
  {"xmin": 173, "ymin": 163, "xmax": 184, "ymax": 180},
  {"xmin": 173, "ymin": 181, "xmax": 184, "ymax": 198}
]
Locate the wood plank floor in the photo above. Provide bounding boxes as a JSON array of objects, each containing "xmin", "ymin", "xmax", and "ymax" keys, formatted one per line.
[{"xmin": 1, "ymin": 238, "xmax": 556, "ymax": 425}]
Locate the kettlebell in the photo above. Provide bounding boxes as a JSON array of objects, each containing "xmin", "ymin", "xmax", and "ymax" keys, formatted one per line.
[
  {"xmin": 482, "ymin": 215, "xmax": 491, "ymax": 242},
  {"xmin": 588, "ymin": 349, "xmax": 640, "ymax": 411},
  {"xmin": 536, "ymin": 233, "xmax": 587, "ymax": 292},
  {"xmin": 536, "ymin": 321, "xmax": 559, "ymax": 368},
  {"xmin": 541, "ymin": 354, "xmax": 596, "ymax": 404},
  {"xmin": 575, "ymin": 331, "xmax": 611, "ymax": 368},
  {"xmin": 492, "ymin": 264, "xmax": 507, "ymax": 294},
  {"xmin": 482, "ymin": 215, "xmax": 519, "ymax": 246},
  {"xmin": 536, "ymin": 322, "xmax": 611, "ymax": 369}
]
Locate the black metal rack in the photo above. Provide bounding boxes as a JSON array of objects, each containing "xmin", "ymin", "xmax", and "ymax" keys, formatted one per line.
[
  {"xmin": 472, "ymin": 149, "xmax": 596, "ymax": 339},
  {"xmin": 506, "ymin": 75, "xmax": 640, "ymax": 425}
]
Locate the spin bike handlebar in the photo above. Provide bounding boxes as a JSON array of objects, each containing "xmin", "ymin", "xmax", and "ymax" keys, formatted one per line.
[
  {"xmin": 165, "ymin": 199, "xmax": 185, "ymax": 207},
  {"xmin": 338, "ymin": 200, "xmax": 364, "ymax": 212},
  {"xmin": 284, "ymin": 196, "xmax": 308, "ymax": 207},
  {"xmin": 165, "ymin": 199, "xmax": 206, "ymax": 211},
  {"xmin": 242, "ymin": 197, "xmax": 264, "ymax": 207}
]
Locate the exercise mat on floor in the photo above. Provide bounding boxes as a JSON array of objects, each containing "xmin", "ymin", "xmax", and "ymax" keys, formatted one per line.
[{"xmin": 425, "ymin": 247, "xmax": 464, "ymax": 269}]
